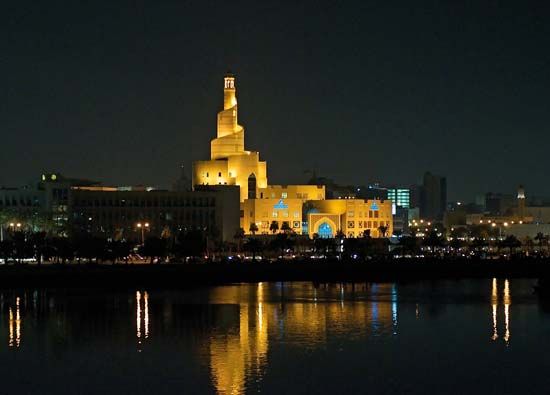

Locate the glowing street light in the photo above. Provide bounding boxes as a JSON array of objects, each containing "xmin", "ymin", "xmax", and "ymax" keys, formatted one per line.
[{"xmin": 136, "ymin": 222, "xmax": 150, "ymax": 244}]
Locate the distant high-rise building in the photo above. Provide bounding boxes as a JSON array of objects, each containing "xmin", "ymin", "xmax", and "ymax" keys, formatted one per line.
[
  {"xmin": 387, "ymin": 188, "xmax": 410, "ymax": 209},
  {"xmin": 420, "ymin": 172, "xmax": 447, "ymax": 220}
]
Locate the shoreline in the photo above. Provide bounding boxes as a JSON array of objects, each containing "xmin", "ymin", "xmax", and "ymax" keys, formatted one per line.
[{"xmin": 0, "ymin": 258, "xmax": 548, "ymax": 288}]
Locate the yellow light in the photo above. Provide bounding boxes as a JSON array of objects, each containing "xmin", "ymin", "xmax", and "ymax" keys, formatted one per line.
[
  {"xmin": 492, "ymin": 223, "xmax": 496, "ymax": 227},
  {"xmin": 144, "ymin": 223, "xmax": 149, "ymax": 228},
  {"xmin": 16, "ymin": 223, "xmax": 21, "ymax": 228},
  {"xmin": 137, "ymin": 223, "xmax": 142, "ymax": 228},
  {"xmin": 9, "ymin": 223, "xmax": 14, "ymax": 227},
  {"xmin": 504, "ymin": 222, "xmax": 508, "ymax": 227}
]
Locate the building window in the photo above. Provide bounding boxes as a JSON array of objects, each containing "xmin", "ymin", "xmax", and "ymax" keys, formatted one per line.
[
  {"xmin": 293, "ymin": 221, "xmax": 300, "ymax": 228},
  {"xmin": 369, "ymin": 211, "xmax": 373, "ymax": 218},
  {"xmin": 348, "ymin": 221, "xmax": 354, "ymax": 228},
  {"xmin": 348, "ymin": 211, "xmax": 354, "ymax": 217},
  {"xmin": 282, "ymin": 192, "xmax": 288, "ymax": 199},
  {"xmin": 282, "ymin": 211, "xmax": 289, "ymax": 218},
  {"xmin": 218, "ymin": 172, "xmax": 222, "ymax": 177},
  {"xmin": 293, "ymin": 211, "xmax": 300, "ymax": 218},
  {"xmin": 374, "ymin": 211, "xmax": 379, "ymax": 218},
  {"xmin": 272, "ymin": 211, "xmax": 278, "ymax": 218},
  {"xmin": 206, "ymin": 172, "xmax": 209, "ymax": 178}
]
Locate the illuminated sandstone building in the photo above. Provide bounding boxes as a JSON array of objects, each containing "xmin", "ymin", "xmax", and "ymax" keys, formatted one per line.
[
  {"xmin": 193, "ymin": 74, "xmax": 268, "ymax": 202},
  {"xmin": 308, "ymin": 198, "xmax": 393, "ymax": 238},
  {"xmin": 192, "ymin": 74, "xmax": 392, "ymax": 237}
]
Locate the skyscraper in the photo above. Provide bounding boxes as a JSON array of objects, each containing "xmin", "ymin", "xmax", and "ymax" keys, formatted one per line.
[{"xmin": 420, "ymin": 172, "xmax": 447, "ymax": 220}]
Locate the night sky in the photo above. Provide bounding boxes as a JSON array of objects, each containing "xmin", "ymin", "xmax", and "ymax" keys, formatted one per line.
[{"xmin": 2, "ymin": 1, "xmax": 549, "ymax": 201}]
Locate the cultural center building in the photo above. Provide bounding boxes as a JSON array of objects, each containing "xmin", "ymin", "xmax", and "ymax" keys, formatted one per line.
[{"xmin": 192, "ymin": 74, "xmax": 392, "ymax": 238}]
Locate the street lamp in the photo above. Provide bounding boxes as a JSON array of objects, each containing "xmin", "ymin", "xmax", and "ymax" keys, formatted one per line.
[{"xmin": 137, "ymin": 222, "xmax": 150, "ymax": 244}]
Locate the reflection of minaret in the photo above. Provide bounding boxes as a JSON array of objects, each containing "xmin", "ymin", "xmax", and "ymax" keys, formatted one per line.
[
  {"xmin": 517, "ymin": 185, "xmax": 526, "ymax": 222},
  {"xmin": 209, "ymin": 283, "xmax": 269, "ymax": 394}
]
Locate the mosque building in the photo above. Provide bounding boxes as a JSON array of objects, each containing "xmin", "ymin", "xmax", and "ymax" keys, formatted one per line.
[
  {"xmin": 192, "ymin": 74, "xmax": 393, "ymax": 238},
  {"xmin": 192, "ymin": 74, "xmax": 268, "ymax": 203}
]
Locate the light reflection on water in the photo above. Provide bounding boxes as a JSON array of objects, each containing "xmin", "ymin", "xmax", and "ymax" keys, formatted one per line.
[
  {"xmin": 491, "ymin": 278, "xmax": 512, "ymax": 345},
  {"xmin": 0, "ymin": 279, "xmax": 548, "ymax": 394}
]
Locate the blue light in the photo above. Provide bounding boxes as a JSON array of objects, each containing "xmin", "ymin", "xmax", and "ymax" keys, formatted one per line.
[
  {"xmin": 274, "ymin": 199, "xmax": 288, "ymax": 209},
  {"xmin": 371, "ymin": 202, "xmax": 379, "ymax": 210},
  {"xmin": 318, "ymin": 222, "xmax": 333, "ymax": 238}
]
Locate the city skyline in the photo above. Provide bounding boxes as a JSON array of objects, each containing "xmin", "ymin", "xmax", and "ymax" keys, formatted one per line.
[{"xmin": 2, "ymin": 1, "xmax": 549, "ymax": 201}]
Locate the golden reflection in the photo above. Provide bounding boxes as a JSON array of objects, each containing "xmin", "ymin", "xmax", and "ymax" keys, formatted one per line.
[
  {"xmin": 504, "ymin": 279, "xmax": 511, "ymax": 344},
  {"xmin": 136, "ymin": 291, "xmax": 150, "ymax": 348},
  {"xmin": 209, "ymin": 283, "xmax": 269, "ymax": 395},
  {"xmin": 491, "ymin": 278, "xmax": 498, "ymax": 341},
  {"xmin": 208, "ymin": 283, "xmax": 397, "ymax": 394},
  {"xmin": 136, "ymin": 291, "xmax": 141, "ymax": 341},
  {"xmin": 144, "ymin": 291, "xmax": 149, "ymax": 339},
  {"xmin": 490, "ymin": 279, "xmax": 511, "ymax": 344},
  {"xmin": 8, "ymin": 297, "xmax": 21, "ymax": 348},
  {"xmin": 8, "ymin": 307, "xmax": 13, "ymax": 347}
]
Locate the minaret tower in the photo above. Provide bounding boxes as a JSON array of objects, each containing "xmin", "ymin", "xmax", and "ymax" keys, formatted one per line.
[
  {"xmin": 223, "ymin": 73, "xmax": 237, "ymax": 110},
  {"xmin": 517, "ymin": 185, "xmax": 526, "ymax": 221},
  {"xmin": 211, "ymin": 73, "xmax": 245, "ymax": 158}
]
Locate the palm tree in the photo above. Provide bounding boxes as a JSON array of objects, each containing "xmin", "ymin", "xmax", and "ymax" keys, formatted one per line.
[
  {"xmin": 378, "ymin": 225, "xmax": 388, "ymax": 238},
  {"xmin": 233, "ymin": 228, "xmax": 245, "ymax": 253},
  {"xmin": 249, "ymin": 223, "xmax": 259, "ymax": 235},
  {"xmin": 281, "ymin": 221, "xmax": 292, "ymax": 234},
  {"xmin": 535, "ymin": 232, "xmax": 548, "ymax": 254},
  {"xmin": 269, "ymin": 221, "xmax": 279, "ymax": 234},
  {"xmin": 244, "ymin": 238, "xmax": 262, "ymax": 261}
]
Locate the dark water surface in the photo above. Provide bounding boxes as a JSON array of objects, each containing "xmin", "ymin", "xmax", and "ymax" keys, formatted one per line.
[{"xmin": 1, "ymin": 279, "xmax": 549, "ymax": 394}]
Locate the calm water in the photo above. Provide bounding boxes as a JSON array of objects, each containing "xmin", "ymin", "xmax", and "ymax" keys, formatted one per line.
[{"xmin": 0, "ymin": 279, "xmax": 549, "ymax": 394}]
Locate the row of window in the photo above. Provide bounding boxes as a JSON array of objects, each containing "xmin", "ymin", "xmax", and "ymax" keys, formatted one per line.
[
  {"xmin": 81, "ymin": 210, "xmax": 216, "ymax": 223},
  {"xmin": 73, "ymin": 197, "xmax": 216, "ymax": 208},
  {"xmin": 204, "ymin": 172, "xmax": 223, "ymax": 178},
  {"xmin": 0, "ymin": 197, "xmax": 41, "ymax": 207},
  {"xmin": 257, "ymin": 220, "xmax": 301, "ymax": 229},
  {"xmin": 347, "ymin": 210, "xmax": 388, "ymax": 218},
  {"xmin": 347, "ymin": 220, "xmax": 391, "ymax": 229}
]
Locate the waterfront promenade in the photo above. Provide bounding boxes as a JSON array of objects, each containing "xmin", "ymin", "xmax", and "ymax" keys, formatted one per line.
[{"xmin": 0, "ymin": 258, "xmax": 548, "ymax": 288}]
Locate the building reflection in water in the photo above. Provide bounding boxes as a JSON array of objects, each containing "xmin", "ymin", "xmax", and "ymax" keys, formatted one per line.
[
  {"xmin": 207, "ymin": 282, "xmax": 398, "ymax": 394},
  {"xmin": 491, "ymin": 278, "xmax": 511, "ymax": 345},
  {"xmin": 8, "ymin": 296, "xmax": 21, "ymax": 348},
  {"xmin": 209, "ymin": 282, "xmax": 269, "ymax": 395},
  {"xmin": 136, "ymin": 291, "xmax": 150, "ymax": 349}
]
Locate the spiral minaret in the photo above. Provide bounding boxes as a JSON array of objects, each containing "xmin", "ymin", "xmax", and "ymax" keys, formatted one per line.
[{"xmin": 211, "ymin": 74, "xmax": 245, "ymax": 159}]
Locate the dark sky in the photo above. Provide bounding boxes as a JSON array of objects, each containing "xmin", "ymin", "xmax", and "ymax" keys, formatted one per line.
[{"xmin": 2, "ymin": 1, "xmax": 549, "ymax": 201}]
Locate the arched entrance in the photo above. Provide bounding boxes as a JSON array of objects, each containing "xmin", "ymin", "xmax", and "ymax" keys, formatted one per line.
[{"xmin": 318, "ymin": 222, "xmax": 333, "ymax": 238}]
